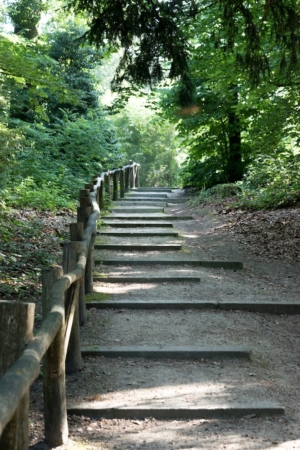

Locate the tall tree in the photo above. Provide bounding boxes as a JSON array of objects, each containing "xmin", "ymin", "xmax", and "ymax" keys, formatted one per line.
[
  {"xmin": 45, "ymin": 25, "xmax": 102, "ymax": 120},
  {"xmin": 8, "ymin": 0, "xmax": 44, "ymax": 39},
  {"xmin": 158, "ymin": 0, "xmax": 300, "ymax": 187}
]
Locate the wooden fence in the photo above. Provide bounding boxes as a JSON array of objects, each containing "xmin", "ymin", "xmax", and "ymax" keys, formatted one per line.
[{"xmin": 0, "ymin": 162, "xmax": 140, "ymax": 449}]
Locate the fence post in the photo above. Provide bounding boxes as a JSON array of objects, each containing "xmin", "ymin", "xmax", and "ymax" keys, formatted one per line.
[
  {"xmin": 104, "ymin": 174, "xmax": 111, "ymax": 199},
  {"xmin": 136, "ymin": 166, "xmax": 140, "ymax": 188},
  {"xmin": 113, "ymin": 171, "xmax": 119, "ymax": 201},
  {"xmin": 120, "ymin": 169, "xmax": 125, "ymax": 198},
  {"xmin": 0, "ymin": 301, "xmax": 35, "ymax": 450},
  {"xmin": 92, "ymin": 175, "xmax": 100, "ymax": 205},
  {"xmin": 77, "ymin": 206, "xmax": 92, "ymax": 231},
  {"xmin": 70, "ymin": 223, "xmax": 86, "ymax": 326},
  {"xmin": 42, "ymin": 267, "xmax": 68, "ymax": 447},
  {"xmin": 133, "ymin": 165, "xmax": 137, "ymax": 188},
  {"xmin": 85, "ymin": 225, "xmax": 96, "ymax": 295},
  {"xmin": 99, "ymin": 180, "xmax": 104, "ymax": 210},
  {"xmin": 125, "ymin": 168, "xmax": 129, "ymax": 192},
  {"xmin": 79, "ymin": 189, "xmax": 90, "ymax": 201},
  {"xmin": 77, "ymin": 203, "xmax": 94, "ymax": 295},
  {"xmin": 63, "ymin": 243, "xmax": 83, "ymax": 375},
  {"xmin": 79, "ymin": 189, "xmax": 92, "ymax": 208},
  {"xmin": 84, "ymin": 183, "xmax": 94, "ymax": 192},
  {"xmin": 129, "ymin": 167, "xmax": 134, "ymax": 188}
]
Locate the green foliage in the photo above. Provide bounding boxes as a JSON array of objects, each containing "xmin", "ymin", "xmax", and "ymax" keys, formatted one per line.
[
  {"xmin": 0, "ymin": 17, "xmax": 123, "ymax": 211},
  {"xmin": 1, "ymin": 178, "xmax": 76, "ymax": 210},
  {"xmin": 180, "ymin": 155, "xmax": 229, "ymax": 189},
  {"xmin": 67, "ymin": 0, "xmax": 195, "ymax": 96},
  {"xmin": 238, "ymin": 152, "xmax": 300, "ymax": 209},
  {"xmin": 2, "ymin": 110, "xmax": 121, "ymax": 209},
  {"xmin": 157, "ymin": 0, "xmax": 300, "ymax": 196},
  {"xmin": 51, "ymin": 111, "xmax": 122, "ymax": 176},
  {"xmin": 190, "ymin": 151, "xmax": 300, "ymax": 210},
  {"xmin": 189, "ymin": 182, "xmax": 241, "ymax": 206},
  {"xmin": 110, "ymin": 101, "xmax": 180, "ymax": 187},
  {"xmin": 0, "ymin": 33, "xmax": 78, "ymax": 108},
  {"xmin": 68, "ymin": 0, "xmax": 300, "ymax": 91},
  {"xmin": 8, "ymin": 0, "xmax": 44, "ymax": 39},
  {"xmin": 45, "ymin": 25, "xmax": 103, "ymax": 120},
  {"xmin": 0, "ymin": 123, "xmax": 24, "ymax": 176}
]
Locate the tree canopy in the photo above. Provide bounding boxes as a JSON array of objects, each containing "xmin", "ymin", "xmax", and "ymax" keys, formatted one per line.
[
  {"xmin": 68, "ymin": 0, "xmax": 300, "ymax": 88},
  {"xmin": 2, "ymin": 0, "xmax": 300, "ymax": 210}
]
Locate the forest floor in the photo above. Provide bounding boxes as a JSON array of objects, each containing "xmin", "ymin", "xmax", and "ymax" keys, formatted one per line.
[{"xmin": 1, "ymin": 195, "xmax": 300, "ymax": 449}]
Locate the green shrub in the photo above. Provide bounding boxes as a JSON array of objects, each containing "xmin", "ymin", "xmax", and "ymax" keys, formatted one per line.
[
  {"xmin": 180, "ymin": 155, "xmax": 229, "ymax": 189},
  {"xmin": 238, "ymin": 152, "xmax": 300, "ymax": 209},
  {"xmin": 190, "ymin": 152, "xmax": 300, "ymax": 210},
  {"xmin": 2, "ymin": 178, "xmax": 76, "ymax": 210}
]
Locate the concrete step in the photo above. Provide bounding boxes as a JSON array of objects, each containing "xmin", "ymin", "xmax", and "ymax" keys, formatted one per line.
[
  {"xmin": 93, "ymin": 275, "xmax": 201, "ymax": 283},
  {"xmin": 101, "ymin": 221, "xmax": 174, "ymax": 227},
  {"xmin": 120, "ymin": 198, "xmax": 189, "ymax": 203},
  {"xmin": 128, "ymin": 194, "xmax": 169, "ymax": 199},
  {"xmin": 109, "ymin": 207, "xmax": 165, "ymax": 214},
  {"xmin": 67, "ymin": 403, "xmax": 284, "ymax": 420},
  {"xmin": 112, "ymin": 201, "xmax": 167, "ymax": 207},
  {"xmin": 94, "ymin": 243, "xmax": 182, "ymax": 251},
  {"xmin": 85, "ymin": 298, "xmax": 300, "ymax": 314},
  {"xmin": 94, "ymin": 259, "xmax": 243, "ymax": 269},
  {"xmin": 97, "ymin": 231, "xmax": 179, "ymax": 237},
  {"xmin": 81, "ymin": 345, "xmax": 250, "ymax": 359},
  {"xmin": 66, "ymin": 357, "xmax": 284, "ymax": 420},
  {"xmin": 131, "ymin": 188, "xmax": 173, "ymax": 192},
  {"xmin": 106, "ymin": 214, "xmax": 193, "ymax": 220},
  {"xmin": 86, "ymin": 299, "xmax": 217, "ymax": 309}
]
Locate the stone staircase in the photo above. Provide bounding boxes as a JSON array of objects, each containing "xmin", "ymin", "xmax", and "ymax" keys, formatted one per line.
[{"xmin": 67, "ymin": 187, "xmax": 300, "ymax": 425}]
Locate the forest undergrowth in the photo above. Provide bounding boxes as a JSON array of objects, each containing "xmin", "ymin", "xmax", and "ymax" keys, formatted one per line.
[{"xmin": 0, "ymin": 208, "xmax": 76, "ymax": 327}]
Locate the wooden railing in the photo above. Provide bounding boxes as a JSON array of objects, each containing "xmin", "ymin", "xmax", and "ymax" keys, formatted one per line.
[{"xmin": 0, "ymin": 162, "xmax": 140, "ymax": 449}]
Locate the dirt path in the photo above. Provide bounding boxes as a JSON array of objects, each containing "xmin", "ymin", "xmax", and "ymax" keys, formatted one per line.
[{"xmin": 30, "ymin": 191, "xmax": 300, "ymax": 450}]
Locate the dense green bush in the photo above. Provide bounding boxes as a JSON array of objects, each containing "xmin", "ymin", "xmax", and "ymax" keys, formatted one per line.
[
  {"xmin": 238, "ymin": 152, "xmax": 300, "ymax": 209},
  {"xmin": 189, "ymin": 151, "xmax": 300, "ymax": 210},
  {"xmin": 180, "ymin": 155, "xmax": 229, "ymax": 189},
  {"xmin": 1, "ymin": 112, "xmax": 122, "ymax": 210}
]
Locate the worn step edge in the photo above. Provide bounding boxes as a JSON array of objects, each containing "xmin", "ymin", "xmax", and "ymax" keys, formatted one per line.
[
  {"xmin": 106, "ymin": 215, "xmax": 193, "ymax": 220},
  {"xmin": 128, "ymin": 196, "xmax": 168, "ymax": 199},
  {"xmin": 101, "ymin": 222, "xmax": 174, "ymax": 228},
  {"xmin": 109, "ymin": 208, "xmax": 165, "ymax": 213},
  {"xmin": 86, "ymin": 300, "xmax": 216, "ymax": 309},
  {"xmin": 94, "ymin": 244, "xmax": 182, "ymax": 250},
  {"xmin": 67, "ymin": 404, "xmax": 285, "ymax": 420},
  {"xmin": 218, "ymin": 302, "xmax": 300, "ymax": 314},
  {"xmin": 97, "ymin": 232, "xmax": 179, "ymax": 237},
  {"xmin": 120, "ymin": 198, "xmax": 189, "ymax": 202},
  {"xmin": 81, "ymin": 345, "xmax": 250, "ymax": 359},
  {"xmin": 93, "ymin": 276, "xmax": 201, "ymax": 283},
  {"xmin": 113, "ymin": 202, "xmax": 167, "ymax": 206},
  {"xmin": 128, "ymin": 192, "xmax": 169, "ymax": 195},
  {"xmin": 94, "ymin": 259, "xmax": 243, "ymax": 270},
  {"xmin": 85, "ymin": 299, "xmax": 300, "ymax": 314},
  {"xmin": 130, "ymin": 188, "xmax": 173, "ymax": 191}
]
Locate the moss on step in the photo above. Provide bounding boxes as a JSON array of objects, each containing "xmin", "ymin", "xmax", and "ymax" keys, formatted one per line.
[
  {"xmin": 85, "ymin": 292, "xmax": 112, "ymax": 302},
  {"xmin": 93, "ymin": 271, "xmax": 106, "ymax": 277},
  {"xmin": 95, "ymin": 237, "xmax": 108, "ymax": 244}
]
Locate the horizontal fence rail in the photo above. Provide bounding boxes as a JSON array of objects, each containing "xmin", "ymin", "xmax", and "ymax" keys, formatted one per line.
[{"xmin": 0, "ymin": 162, "xmax": 140, "ymax": 449}]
